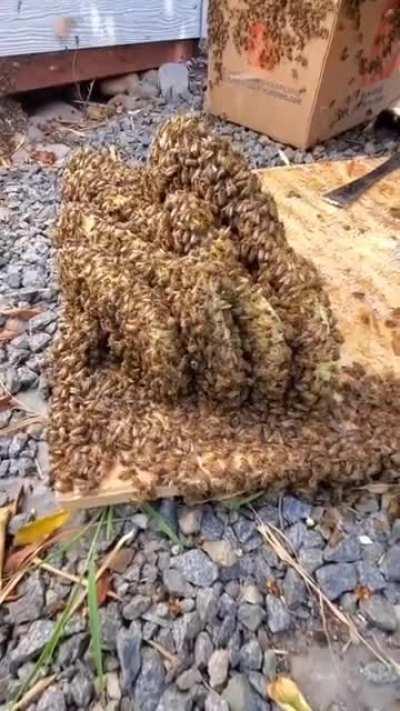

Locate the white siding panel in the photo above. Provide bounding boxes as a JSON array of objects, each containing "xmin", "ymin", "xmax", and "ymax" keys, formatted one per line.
[{"xmin": 0, "ymin": 0, "xmax": 201, "ymax": 57}]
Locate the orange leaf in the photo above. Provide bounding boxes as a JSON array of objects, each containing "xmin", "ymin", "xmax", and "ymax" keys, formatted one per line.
[
  {"xmin": 96, "ymin": 570, "xmax": 112, "ymax": 606},
  {"xmin": 108, "ymin": 547, "xmax": 134, "ymax": 574},
  {"xmin": 4, "ymin": 543, "xmax": 39, "ymax": 575},
  {"xmin": 355, "ymin": 585, "xmax": 372, "ymax": 602},
  {"xmin": 267, "ymin": 578, "xmax": 281, "ymax": 597},
  {"xmin": 0, "ymin": 394, "xmax": 13, "ymax": 412},
  {"xmin": 14, "ymin": 510, "xmax": 71, "ymax": 546},
  {"xmin": 0, "ymin": 307, "xmax": 42, "ymax": 320},
  {"xmin": 31, "ymin": 150, "xmax": 57, "ymax": 166},
  {"xmin": 0, "ymin": 328, "xmax": 19, "ymax": 344}
]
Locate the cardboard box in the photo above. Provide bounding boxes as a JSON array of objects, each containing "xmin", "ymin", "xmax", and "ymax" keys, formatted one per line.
[{"xmin": 207, "ymin": 0, "xmax": 400, "ymax": 148}]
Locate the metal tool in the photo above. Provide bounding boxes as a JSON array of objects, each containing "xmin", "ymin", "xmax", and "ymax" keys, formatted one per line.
[{"xmin": 322, "ymin": 151, "xmax": 400, "ymax": 208}]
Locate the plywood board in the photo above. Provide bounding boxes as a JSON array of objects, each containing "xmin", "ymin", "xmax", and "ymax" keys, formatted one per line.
[
  {"xmin": 0, "ymin": 0, "xmax": 201, "ymax": 57},
  {"xmin": 57, "ymin": 157, "xmax": 400, "ymax": 511},
  {"xmin": 0, "ymin": 40, "xmax": 197, "ymax": 95}
]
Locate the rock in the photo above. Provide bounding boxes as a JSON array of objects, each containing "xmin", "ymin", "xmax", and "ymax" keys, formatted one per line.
[
  {"xmin": 239, "ymin": 639, "xmax": 263, "ymax": 671},
  {"xmin": 201, "ymin": 507, "xmax": 224, "ymax": 540},
  {"xmin": 234, "ymin": 517, "xmax": 257, "ymax": 544},
  {"xmin": 222, "ymin": 674, "xmax": 260, "ymax": 711},
  {"xmin": 208, "ymin": 649, "xmax": 229, "ymax": 688},
  {"xmin": 107, "ymin": 671, "xmax": 121, "ymax": 700},
  {"xmin": 29, "ymin": 333, "xmax": 51, "ymax": 353},
  {"xmin": 173, "ymin": 612, "xmax": 202, "ymax": 652},
  {"xmin": 133, "ymin": 648, "xmax": 165, "ymax": 711},
  {"xmin": 70, "ymin": 671, "xmax": 94, "ymax": 707},
  {"xmin": 30, "ymin": 310, "xmax": 57, "ymax": 332},
  {"xmin": 355, "ymin": 561, "xmax": 386, "ymax": 591},
  {"xmin": 141, "ymin": 69, "xmax": 160, "ymax": 88},
  {"xmin": 248, "ymin": 671, "xmax": 269, "ymax": 699},
  {"xmin": 299, "ymin": 547, "xmax": 323, "ymax": 574},
  {"xmin": 240, "ymin": 584, "xmax": 264, "ymax": 605},
  {"xmin": 18, "ymin": 367, "xmax": 38, "ymax": 390},
  {"xmin": 140, "ymin": 81, "xmax": 160, "ymax": 99},
  {"xmin": 215, "ymin": 612, "xmax": 237, "ymax": 647},
  {"xmin": 7, "ymin": 571, "xmax": 43, "ymax": 624},
  {"xmin": 116, "ymin": 627, "xmax": 142, "ymax": 693},
  {"xmin": 57, "ymin": 633, "xmax": 88, "ymax": 667},
  {"xmin": 282, "ymin": 569, "xmax": 306, "ymax": 609},
  {"xmin": 361, "ymin": 661, "xmax": 400, "ymax": 685},
  {"xmin": 157, "ymin": 499, "xmax": 178, "ymax": 533},
  {"xmin": 162, "ymin": 568, "xmax": 193, "ymax": 597},
  {"xmin": 381, "ymin": 545, "xmax": 400, "ymax": 581},
  {"xmin": 197, "ymin": 588, "xmax": 218, "ymax": 624},
  {"xmin": 282, "ymin": 495, "xmax": 312, "ymax": 523},
  {"xmin": 315, "ymin": 563, "xmax": 357, "ymax": 600},
  {"xmin": 324, "ymin": 536, "xmax": 361, "ymax": 563},
  {"xmin": 340, "ymin": 592, "xmax": 358, "ymax": 614},
  {"xmin": 266, "ymin": 595, "xmax": 291, "ymax": 633},
  {"xmin": 100, "ymin": 605, "xmax": 121, "ymax": 650},
  {"xmin": 10, "ymin": 620, "xmax": 54, "ymax": 669},
  {"xmin": 31, "ymin": 100, "xmax": 83, "ymax": 124},
  {"xmin": 176, "ymin": 668, "xmax": 202, "ymax": 691},
  {"xmin": 262, "ymin": 650, "xmax": 277, "ymax": 680},
  {"xmin": 156, "ymin": 687, "xmax": 191, "ymax": 711},
  {"xmin": 159, "ymin": 63, "xmax": 189, "ymax": 100},
  {"xmin": 205, "ymin": 691, "xmax": 230, "ymax": 711},
  {"xmin": 203, "ymin": 540, "xmax": 238, "ymax": 567},
  {"xmin": 0, "ymin": 460, "xmax": 10, "ymax": 478},
  {"xmin": 195, "ymin": 631, "xmax": 214, "ymax": 669},
  {"xmin": 22, "ymin": 267, "xmax": 46, "ymax": 290},
  {"xmin": 178, "ymin": 506, "xmax": 202, "ymax": 535},
  {"xmin": 238, "ymin": 603, "xmax": 265, "ymax": 632},
  {"xmin": 174, "ymin": 549, "xmax": 218, "ymax": 587},
  {"xmin": 37, "ymin": 686, "xmax": 66, "ymax": 711},
  {"xmin": 359, "ymin": 595, "xmax": 398, "ymax": 633},
  {"xmin": 390, "ymin": 519, "xmax": 400, "ymax": 544},
  {"xmin": 122, "ymin": 595, "xmax": 151, "ymax": 620},
  {"xmin": 100, "ymin": 73, "xmax": 141, "ymax": 97}
]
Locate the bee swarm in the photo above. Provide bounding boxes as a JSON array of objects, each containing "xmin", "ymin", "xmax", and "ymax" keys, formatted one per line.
[{"xmin": 50, "ymin": 116, "xmax": 400, "ymax": 498}]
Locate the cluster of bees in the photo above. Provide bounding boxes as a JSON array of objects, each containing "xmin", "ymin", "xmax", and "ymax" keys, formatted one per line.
[
  {"xmin": 49, "ymin": 116, "xmax": 399, "ymax": 497},
  {"xmin": 208, "ymin": 0, "xmax": 335, "ymax": 80}
]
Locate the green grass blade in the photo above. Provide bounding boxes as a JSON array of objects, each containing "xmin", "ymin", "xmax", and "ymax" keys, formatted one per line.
[
  {"xmin": 222, "ymin": 491, "xmax": 264, "ymax": 511},
  {"xmin": 142, "ymin": 503, "xmax": 185, "ymax": 550},
  {"xmin": 87, "ymin": 558, "xmax": 104, "ymax": 692}
]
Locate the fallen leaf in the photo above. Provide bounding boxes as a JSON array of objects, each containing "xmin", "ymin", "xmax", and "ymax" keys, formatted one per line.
[
  {"xmin": 0, "ymin": 394, "xmax": 13, "ymax": 412},
  {"xmin": 268, "ymin": 676, "xmax": 313, "ymax": 711},
  {"xmin": 96, "ymin": 569, "xmax": 112, "ymax": 606},
  {"xmin": 31, "ymin": 149, "xmax": 57, "ymax": 166},
  {"xmin": 0, "ymin": 506, "xmax": 10, "ymax": 589},
  {"xmin": 0, "ymin": 328, "xmax": 20, "ymax": 344},
  {"xmin": 0, "ymin": 307, "xmax": 42, "ymax": 320},
  {"xmin": 14, "ymin": 510, "xmax": 71, "ymax": 546},
  {"xmin": 267, "ymin": 578, "xmax": 281, "ymax": 597},
  {"xmin": 107, "ymin": 547, "xmax": 134, "ymax": 574},
  {"xmin": 4, "ymin": 543, "xmax": 39, "ymax": 575},
  {"xmin": 355, "ymin": 585, "xmax": 372, "ymax": 602}
]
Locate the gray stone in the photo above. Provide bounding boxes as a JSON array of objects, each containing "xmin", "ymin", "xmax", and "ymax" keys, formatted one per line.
[
  {"xmin": 70, "ymin": 672, "xmax": 94, "ymax": 707},
  {"xmin": 100, "ymin": 605, "xmax": 121, "ymax": 650},
  {"xmin": 175, "ymin": 549, "xmax": 218, "ymax": 587},
  {"xmin": 29, "ymin": 333, "xmax": 51, "ymax": 353},
  {"xmin": 208, "ymin": 649, "xmax": 229, "ymax": 688},
  {"xmin": 381, "ymin": 545, "xmax": 400, "ymax": 581},
  {"xmin": 0, "ymin": 437, "xmax": 11, "ymax": 458},
  {"xmin": 215, "ymin": 612, "xmax": 236, "ymax": 647},
  {"xmin": 162, "ymin": 568, "xmax": 193, "ymax": 597},
  {"xmin": 222, "ymin": 674, "xmax": 261, "ymax": 711},
  {"xmin": 266, "ymin": 595, "xmax": 291, "ymax": 633},
  {"xmin": 239, "ymin": 639, "xmax": 263, "ymax": 671},
  {"xmin": 8, "ymin": 433, "xmax": 28, "ymax": 458},
  {"xmin": 361, "ymin": 661, "xmax": 400, "ymax": 685},
  {"xmin": 238, "ymin": 603, "xmax": 265, "ymax": 632},
  {"xmin": 299, "ymin": 547, "xmax": 323, "ymax": 574},
  {"xmin": 116, "ymin": 627, "xmax": 142, "ymax": 693},
  {"xmin": 158, "ymin": 499, "xmax": 178, "ymax": 534},
  {"xmin": 37, "ymin": 686, "xmax": 66, "ymax": 711},
  {"xmin": 57, "ymin": 633, "xmax": 88, "ymax": 667},
  {"xmin": 7, "ymin": 265, "xmax": 22, "ymax": 288},
  {"xmin": 248, "ymin": 671, "xmax": 269, "ymax": 698},
  {"xmin": 10, "ymin": 620, "xmax": 55, "ymax": 669},
  {"xmin": 355, "ymin": 561, "xmax": 386, "ymax": 591},
  {"xmin": 176, "ymin": 667, "xmax": 202, "ymax": 691},
  {"xmin": 173, "ymin": 612, "xmax": 202, "ymax": 652},
  {"xmin": 195, "ymin": 631, "xmax": 214, "ymax": 669},
  {"xmin": 285, "ymin": 523, "xmax": 306, "ymax": 552},
  {"xmin": 240, "ymin": 584, "xmax": 263, "ymax": 605},
  {"xmin": 107, "ymin": 671, "xmax": 121, "ymax": 700},
  {"xmin": 234, "ymin": 517, "xmax": 257, "ymax": 544},
  {"xmin": 159, "ymin": 63, "xmax": 189, "ymax": 100},
  {"xmin": 30, "ymin": 310, "xmax": 57, "ymax": 332},
  {"xmin": 0, "ymin": 461, "xmax": 10, "ymax": 477},
  {"xmin": 156, "ymin": 687, "xmax": 191, "ymax": 711},
  {"xmin": 340, "ymin": 592, "xmax": 358, "ymax": 614},
  {"xmin": 205, "ymin": 691, "xmax": 230, "ymax": 711},
  {"xmin": 390, "ymin": 519, "xmax": 400, "ymax": 544},
  {"xmin": 22, "ymin": 267, "xmax": 46, "ymax": 290},
  {"xmin": 282, "ymin": 569, "xmax": 306, "ymax": 609},
  {"xmin": 262, "ymin": 650, "xmax": 277, "ymax": 680},
  {"xmin": 122, "ymin": 595, "xmax": 151, "ymax": 620},
  {"xmin": 178, "ymin": 506, "xmax": 202, "ymax": 536},
  {"xmin": 203, "ymin": 540, "xmax": 238, "ymax": 567},
  {"xmin": 282, "ymin": 495, "xmax": 312, "ymax": 524},
  {"xmin": 7, "ymin": 572, "xmax": 43, "ymax": 624},
  {"xmin": 359, "ymin": 595, "xmax": 398, "ymax": 633},
  {"xmin": 324, "ymin": 536, "xmax": 361, "ymax": 563},
  {"xmin": 315, "ymin": 563, "xmax": 357, "ymax": 600},
  {"xmin": 254, "ymin": 554, "xmax": 273, "ymax": 589},
  {"xmin": 18, "ymin": 366, "xmax": 38, "ymax": 389},
  {"xmin": 133, "ymin": 649, "xmax": 165, "ymax": 711},
  {"xmin": 201, "ymin": 507, "xmax": 225, "ymax": 541}
]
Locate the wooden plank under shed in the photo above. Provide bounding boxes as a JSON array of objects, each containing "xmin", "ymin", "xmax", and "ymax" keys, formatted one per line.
[{"xmin": 57, "ymin": 156, "xmax": 400, "ymax": 511}]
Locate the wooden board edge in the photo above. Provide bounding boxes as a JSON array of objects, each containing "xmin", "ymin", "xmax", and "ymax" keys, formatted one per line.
[
  {"xmin": 57, "ymin": 484, "xmax": 180, "ymax": 511},
  {"xmin": 0, "ymin": 39, "xmax": 198, "ymax": 95}
]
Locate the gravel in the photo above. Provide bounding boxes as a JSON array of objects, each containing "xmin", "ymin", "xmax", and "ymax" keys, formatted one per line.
[{"xmin": 1, "ymin": 55, "xmax": 400, "ymax": 711}]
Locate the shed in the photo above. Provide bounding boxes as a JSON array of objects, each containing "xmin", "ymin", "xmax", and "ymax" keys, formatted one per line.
[{"xmin": 0, "ymin": 1, "xmax": 203, "ymax": 95}]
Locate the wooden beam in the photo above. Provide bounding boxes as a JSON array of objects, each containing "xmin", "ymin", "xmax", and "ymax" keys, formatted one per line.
[{"xmin": 0, "ymin": 39, "xmax": 198, "ymax": 95}]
